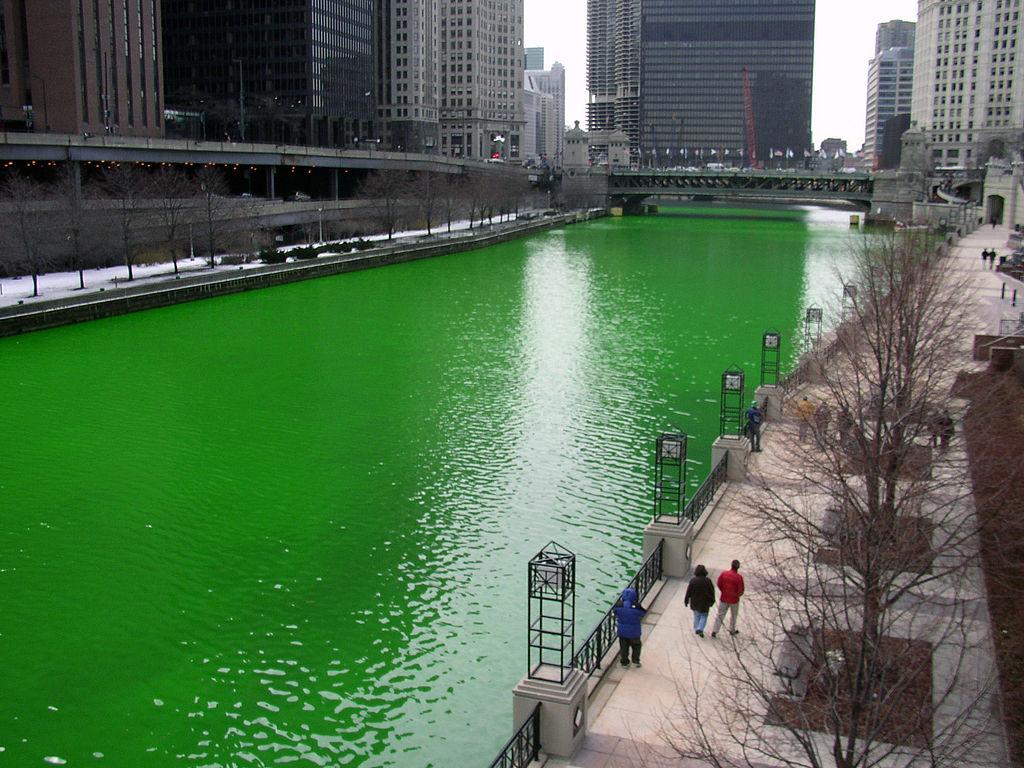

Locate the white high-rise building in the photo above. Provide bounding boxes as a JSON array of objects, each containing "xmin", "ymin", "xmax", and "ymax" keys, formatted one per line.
[
  {"xmin": 525, "ymin": 61, "xmax": 565, "ymax": 165},
  {"xmin": 864, "ymin": 21, "xmax": 915, "ymax": 169},
  {"xmin": 523, "ymin": 74, "xmax": 555, "ymax": 163},
  {"xmin": 911, "ymin": 0, "xmax": 1024, "ymax": 168},
  {"xmin": 438, "ymin": 0, "xmax": 525, "ymax": 160}
]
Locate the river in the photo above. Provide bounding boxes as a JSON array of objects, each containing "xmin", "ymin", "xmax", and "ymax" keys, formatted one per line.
[{"xmin": 0, "ymin": 204, "xmax": 858, "ymax": 766}]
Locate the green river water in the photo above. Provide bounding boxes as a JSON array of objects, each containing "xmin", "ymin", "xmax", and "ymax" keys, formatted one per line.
[{"xmin": 0, "ymin": 205, "xmax": 857, "ymax": 767}]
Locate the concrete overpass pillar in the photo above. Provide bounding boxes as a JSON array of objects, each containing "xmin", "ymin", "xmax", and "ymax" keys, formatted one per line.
[
  {"xmin": 266, "ymin": 167, "xmax": 276, "ymax": 200},
  {"xmin": 69, "ymin": 160, "xmax": 82, "ymax": 195},
  {"xmin": 331, "ymin": 168, "xmax": 339, "ymax": 201}
]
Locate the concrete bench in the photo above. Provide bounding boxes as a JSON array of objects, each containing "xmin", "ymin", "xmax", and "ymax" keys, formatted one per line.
[{"xmin": 775, "ymin": 626, "xmax": 814, "ymax": 699}]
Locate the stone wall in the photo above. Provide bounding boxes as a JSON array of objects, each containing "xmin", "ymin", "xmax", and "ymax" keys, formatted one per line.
[{"xmin": 0, "ymin": 212, "xmax": 605, "ymax": 337}]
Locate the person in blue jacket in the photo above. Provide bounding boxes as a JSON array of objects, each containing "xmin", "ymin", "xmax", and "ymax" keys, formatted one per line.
[
  {"xmin": 745, "ymin": 400, "xmax": 764, "ymax": 452},
  {"xmin": 613, "ymin": 587, "xmax": 647, "ymax": 668}
]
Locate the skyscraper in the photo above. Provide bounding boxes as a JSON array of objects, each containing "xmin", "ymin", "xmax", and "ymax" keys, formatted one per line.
[
  {"xmin": 586, "ymin": 0, "xmax": 640, "ymax": 154},
  {"xmin": 438, "ymin": 0, "xmax": 524, "ymax": 160},
  {"xmin": 526, "ymin": 61, "xmax": 565, "ymax": 164},
  {"xmin": 378, "ymin": 0, "xmax": 441, "ymax": 152},
  {"xmin": 864, "ymin": 22, "xmax": 915, "ymax": 170},
  {"xmin": 911, "ymin": 0, "xmax": 1023, "ymax": 169},
  {"xmin": 875, "ymin": 19, "xmax": 916, "ymax": 53},
  {"xmin": 0, "ymin": 0, "xmax": 164, "ymax": 137},
  {"xmin": 637, "ymin": 0, "xmax": 815, "ymax": 167},
  {"xmin": 524, "ymin": 47, "xmax": 544, "ymax": 70},
  {"xmin": 162, "ymin": 1, "xmax": 375, "ymax": 147}
]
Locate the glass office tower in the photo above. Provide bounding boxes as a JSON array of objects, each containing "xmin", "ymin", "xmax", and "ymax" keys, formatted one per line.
[
  {"xmin": 162, "ymin": 0, "xmax": 375, "ymax": 147},
  {"xmin": 639, "ymin": 0, "xmax": 814, "ymax": 167}
]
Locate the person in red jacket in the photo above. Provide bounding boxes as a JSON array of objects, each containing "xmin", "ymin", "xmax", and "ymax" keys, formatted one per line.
[{"xmin": 711, "ymin": 560, "xmax": 745, "ymax": 638}]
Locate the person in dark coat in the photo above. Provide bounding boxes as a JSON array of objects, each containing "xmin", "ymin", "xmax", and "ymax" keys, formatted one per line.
[
  {"xmin": 684, "ymin": 564, "xmax": 716, "ymax": 637},
  {"xmin": 937, "ymin": 409, "xmax": 955, "ymax": 450},
  {"xmin": 613, "ymin": 587, "xmax": 646, "ymax": 667},
  {"xmin": 745, "ymin": 400, "xmax": 764, "ymax": 452}
]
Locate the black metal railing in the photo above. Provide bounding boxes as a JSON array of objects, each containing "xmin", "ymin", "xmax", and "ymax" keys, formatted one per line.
[
  {"xmin": 571, "ymin": 539, "xmax": 664, "ymax": 676},
  {"xmin": 488, "ymin": 702, "xmax": 541, "ymax": 768},
  {"xmin": 681, "ymin": 451, "xmax": 729, "ymax": 522}
]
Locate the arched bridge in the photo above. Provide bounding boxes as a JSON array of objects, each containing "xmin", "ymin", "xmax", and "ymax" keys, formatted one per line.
[{"xmin": 607, "ymin": 169, "xmax": 874, "ymax": 206}]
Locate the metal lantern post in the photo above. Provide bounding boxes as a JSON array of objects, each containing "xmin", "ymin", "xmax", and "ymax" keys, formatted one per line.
[
  {"xmin": 760, "ymin": 330, "xmax": 781, "ymax": 386},
  {"xmin": 654, "ymin": 432, "xmax": 688, "ymax": 523},
  {"xmin": 804, "ymin": 307, "xmax": 823, "ymax": 351},
  {"xmin": 841, "ymin": 283, "xmax": 858, "ymax": 319},
  {"xmin": 720, "ymin": 366, "xmax": 745, "ymax": 437},
  {"xmin": 528, "ymin": 542, "xmax": 576, "ymax": 684}
]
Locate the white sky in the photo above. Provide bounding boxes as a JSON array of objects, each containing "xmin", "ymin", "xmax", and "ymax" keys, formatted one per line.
[{"xmin": 524, "ymin": 0, "xmax": 920, "ymax": 150}]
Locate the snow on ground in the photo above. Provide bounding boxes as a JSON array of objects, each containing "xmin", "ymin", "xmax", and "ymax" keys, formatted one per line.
[{"xmin": 0, "ymin": 212, "xmax": 532, "ymax": 309}]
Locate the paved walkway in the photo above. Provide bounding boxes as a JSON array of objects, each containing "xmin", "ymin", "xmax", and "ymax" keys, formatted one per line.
[{"xmin": 548, "ymin": 226, "xmax": 1016, "ymax": 768}]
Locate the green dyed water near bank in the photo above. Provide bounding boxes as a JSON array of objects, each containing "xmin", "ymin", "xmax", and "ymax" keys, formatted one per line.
[{"xmin": 0, "ymin": 205, "xmax": 857, "ymax": 767}]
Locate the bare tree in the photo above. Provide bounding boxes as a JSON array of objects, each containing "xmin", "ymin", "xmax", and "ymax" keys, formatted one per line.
[
  {"xmin": 461, "ymin": 171, "xmax": 487, "ymax": 230},
  {"xmin": 151, "ymin": 166, "xmax": 195, "ymax": 275},
  {"xmin": 359, "ymin": 170, "xmax": 407, "ymax": 240},
  {"xmin": 100, "ymin": 163, "xmax": 152, "ymax": 281},
  {"xmin": 666, "ymin": 232, "xmax": 997, "ymax": 768},
  {"xmin": 193, "ymin": 166, "xmax": 232, "ymax": 267},
  {"xmin": 52, "ymin": 164, "xmax": 96, "ymax": 290},
  {"xmin": 0, "ymin": 174, "xmax": 52, "ymax": 296},
  {"xmin": 413, "ymin": 170, "xmax": 442, "ymax": 236},
  {"xmin": 440, "ymin": 173, "xmax": 463, "ymax": 233}
]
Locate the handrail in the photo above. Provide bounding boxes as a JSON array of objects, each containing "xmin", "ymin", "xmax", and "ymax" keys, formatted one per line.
[
  {"xmin": 488, "ymin": 701, "xmax": 541, "ymax": 768},
  {"xmin": 571, "ymin": 538, "xmax": 664, "ymax": 676},
  {"xmin": 681, "ymin": 451, "xmax": 729, "ymax": 522}
]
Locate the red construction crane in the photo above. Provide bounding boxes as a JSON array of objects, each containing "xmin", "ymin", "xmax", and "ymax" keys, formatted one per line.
[{"xmin": 742, "ymin": 68, "xmax": 759, "ymax": 169}]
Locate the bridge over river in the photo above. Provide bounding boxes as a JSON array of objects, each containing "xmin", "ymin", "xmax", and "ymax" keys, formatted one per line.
[{"xmin": 605, "ymin": 168, "xmax": 875, "ymax": 209}]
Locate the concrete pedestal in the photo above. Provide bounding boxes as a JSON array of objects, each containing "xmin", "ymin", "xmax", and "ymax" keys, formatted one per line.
[
  {"xmin": 712, "ymin": 435, "xmax": 749, "ymax": 482},
  {"xmin": 805, "ymin": 355, "xmax": 825, "ymax": 384},
  {"xmin": 512, "ymin": 668, "xmax": 589, "ymax": 758},
  {"xmin": 756, "ymin": 385, "xmax": 783, "ymax": 422},
  {"xmin": 642, "ymin": 518, "xmax": 696, "ymax": 578}
]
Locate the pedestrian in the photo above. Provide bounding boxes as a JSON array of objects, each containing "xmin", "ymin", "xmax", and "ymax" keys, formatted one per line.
[
  {"xmin": 992, "ymin": 217, "xmax": 998, "ymax": 229},
  {"xmin": 929, "ymin": 410, "xmax": 943, "ymax": 448},
  {"xmin": 989, "ymin": 249, "xmax": 997, "ymax": 269},
  {"xmin": 937, "ymin": 409, "xmax": 955, "ymax": 450},
  {"xmin": 796, "ymin": 396, "xmax": 815, "ymax": 442},
  {"xmin": 613, "ymin": 587, "xmax": 647, "ymax": 668},
  {"xmin": 814, "ymin": 402, "xmax": 831, "ymax": 440},
  {"xmin": 745, "ymin": 400, "xmax": 764, "ymax": 452},
  {"xmin": 982, "ymin": 248, "xmax": 990, "ymax": 268},
  {"xmin": 711, "ymin": 560, "xmax": 745, "ymax": 638},
  {"xmin": 684, "ymin": 564, "xmax": 716, "ymax": 637}
]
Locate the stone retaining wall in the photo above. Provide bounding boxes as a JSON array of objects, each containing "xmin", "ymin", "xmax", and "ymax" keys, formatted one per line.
[{"xmin": 0, "ymin": 211, "xmax": 604, "ymax": 337}]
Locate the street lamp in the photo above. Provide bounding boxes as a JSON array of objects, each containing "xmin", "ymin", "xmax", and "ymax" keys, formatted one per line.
[
  {"xmin": 317, "ymin": 207, "xmax": 324, "ymax": 243},
  {"xmin": 31, "ymin": 75, "xmax": 49, "ymax": 132}
]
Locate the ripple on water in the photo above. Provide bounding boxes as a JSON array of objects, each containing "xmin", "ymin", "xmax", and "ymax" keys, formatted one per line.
[{"xmin": 0, "ymin": 208, "xmax": 857, "ymax": 766}]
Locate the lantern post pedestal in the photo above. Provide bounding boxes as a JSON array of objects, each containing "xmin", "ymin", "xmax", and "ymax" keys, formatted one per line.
[
  {"xmin": 756, "ymin": 384, "xmax": 782, "ymax": 421},
  {"xmin": 512, "ymin": 669, "xmax": 589, "ymax": 758},
  {"xmin": 712, "ymin": 434, "xmax": 749, "ymax": 482},
  {"xmin": 642, "ymin": 518, "xmax": 695, "ymax": 578}
]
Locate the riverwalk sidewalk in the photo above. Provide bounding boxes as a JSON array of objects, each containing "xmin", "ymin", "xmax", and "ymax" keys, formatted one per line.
[{"xmin": 547, "ymin": 226, "xmax": 1016, "ymax": 768}]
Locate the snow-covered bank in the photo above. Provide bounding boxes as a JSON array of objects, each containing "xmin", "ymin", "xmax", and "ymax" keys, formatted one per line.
[{"xmin": 0, "ymin": 212, "xmax": 536, "ymax": 308}]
